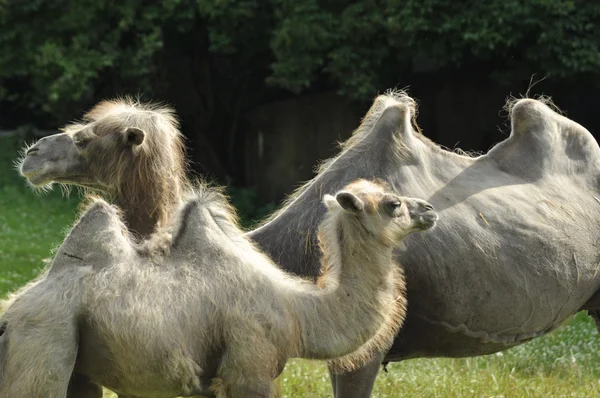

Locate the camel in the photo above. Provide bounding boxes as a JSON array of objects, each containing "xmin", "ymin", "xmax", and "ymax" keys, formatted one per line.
[
  {"xmin": 18, "ymin": 97, "xmax": 190, "ymax": 238},
  {"xmin": 0, "ymin": 180, "xmax": 437, "ymax": 397},
  {"xmin": 19, "ymin": 91, "xmax": 600, "ymax": 397},
  {"xmin": 247, "ymin": 91, "xmax": 600, "ymax": 397}
]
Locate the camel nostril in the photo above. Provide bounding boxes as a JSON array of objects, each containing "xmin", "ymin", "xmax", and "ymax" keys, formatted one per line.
[
  {"xmin": 423, "ymin": 203, "xmax": 434, "ymax": 211},
  {"xmin": 0, "ymin": 321, "xmax": 7, "ymax": 337}
]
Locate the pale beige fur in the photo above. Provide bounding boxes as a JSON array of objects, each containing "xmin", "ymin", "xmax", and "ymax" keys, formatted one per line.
[{"xmin": 0, "ymin": 180, "xmax": 436, "ymax": 398}]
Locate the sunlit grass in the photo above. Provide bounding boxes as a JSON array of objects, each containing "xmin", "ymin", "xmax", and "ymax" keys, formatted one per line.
[{"xmin": 2, "ymin": 137, "xmax": 600, "ymax": 397}]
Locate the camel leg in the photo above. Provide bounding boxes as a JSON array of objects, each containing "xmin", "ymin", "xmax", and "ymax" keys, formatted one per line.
[
  {"xmin": 218, "ymin": 381, "xmax": 273, "ymax": 398},
  {"xmin": 212, "ymin": 372, "xmax": 273, "ymax": 398},
  {"xmin": 213, "ymin": 346, "xmax": 275, "ymax": 397},
  {"xmin": 213, "ymin": 363, "xmax": 274, "ymax": 398},
  {"xmin": 327, "ymin": 350, "xmax": 385, "ymax": 398},
  {"xmin": 329, "ymin": 367, "xmax": 337, "ymax": 396},
  {"xmin": 67, "ymin": 373, "xmax": 103, "ymax": 398},
  {"xmin": 0, "ymin": 318, "xmax": 79, "ymax": 397}
]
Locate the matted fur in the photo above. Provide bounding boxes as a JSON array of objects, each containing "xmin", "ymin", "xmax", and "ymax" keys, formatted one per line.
[
  {"xmin": 19, "ymin": 97, "xmax": 191, "ymax": 237},
  {"xmin": 0, "ymin": 180, "xmax": 435, "ymax": 397},
  {"xmin": 67, "ymin": 97, "xmax": 191, "ymax": 234}
]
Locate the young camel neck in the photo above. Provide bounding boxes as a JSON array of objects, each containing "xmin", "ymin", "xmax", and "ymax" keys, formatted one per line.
[{"xmin": 291, "ymin": 214, "xmax": 402, "ymax": 360}]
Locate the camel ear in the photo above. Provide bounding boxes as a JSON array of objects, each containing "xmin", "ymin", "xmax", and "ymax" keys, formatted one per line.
[
  {"xmin": 336, "ymin": 191, "xmax": 364, "ymax": 214},
  {"xmin": 124, "ymin": 127, "xmax": 145, "ymax": 147}
]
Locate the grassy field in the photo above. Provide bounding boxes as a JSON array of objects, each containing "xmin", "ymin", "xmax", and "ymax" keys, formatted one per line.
[{"xmin": 1, "ymin": 137, "xmax": 600, "ymax": 397}]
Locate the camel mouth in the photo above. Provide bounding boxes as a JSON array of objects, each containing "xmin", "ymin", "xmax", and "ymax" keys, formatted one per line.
[
  {"xmin": 20, "ymin": 153, "xmax": 93, "ymax": 189},
  {"xmin": 417, "ymin": 210, "xmax": 438, "ymax": 229},
  {"xmin": 20, "ymin": 164, "xmax": 87, "ymax": 189},
  {"xmin": 19, "ymin": 156, "xmax": 56, "ymax": 186},
  {"xmin": 23, "ymin": 171, "xmax": 97, "ymax": 189},
  {"xmin": 19, "ymin": 167, "xmax": 53, "ymax": 186}
]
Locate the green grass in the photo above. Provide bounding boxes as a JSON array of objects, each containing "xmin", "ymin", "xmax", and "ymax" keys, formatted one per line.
[{"xmin": 2, "ymin": 137, "xmax": 600, "ymax": 397}]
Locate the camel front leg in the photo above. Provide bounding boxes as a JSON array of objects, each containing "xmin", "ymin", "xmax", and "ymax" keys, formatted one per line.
[
  {"xmin": 327, "ymin": 350, "xmax": 384, "ymax": 398},
  {"xmin": 213, "ymin": 380, "xmax": 274, "ymax": 398},
  {"xmin": 212, "ymin": 361, "xmax": 275, "ymax": 398},
  {"xmin": 212, "ymin": 341, "xmax": 278, "ymax": 398},
  {"xmin": 0, "ymin": 272, "xmax": 88, "ymax": 397},
  {"xmin": 0, "ymin": 316, "xmax": 79, "ymax": 397}
]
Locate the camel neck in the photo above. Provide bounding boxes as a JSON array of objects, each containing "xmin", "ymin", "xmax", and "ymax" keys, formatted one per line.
[
  {"xmin": 110, "ymin": 178, "xmax": 183, "ymax": 239},
  {"xmin": 293, "ymin": 217, "xmax": 399, "ymax": 360},
  {"xmin": 113, "ymin": 197, "xmax": 160, "ymax": 239}
]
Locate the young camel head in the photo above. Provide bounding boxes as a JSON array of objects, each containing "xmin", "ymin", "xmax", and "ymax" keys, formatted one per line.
[{"xmin": 324, "ymin": 179, "xmax": 437, "ymax": 245}]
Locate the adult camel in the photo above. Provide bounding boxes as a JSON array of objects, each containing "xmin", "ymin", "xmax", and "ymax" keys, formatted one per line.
[
  {"xmin": 19, "ymin": 91, "xmax": 600, "ymax": 397},
  {"xmin": 247, "ymin": 92, "xmax": 600, "ymax": 397}
]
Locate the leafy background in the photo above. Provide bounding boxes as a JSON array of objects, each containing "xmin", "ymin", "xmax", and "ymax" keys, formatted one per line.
[{"xmin": 2, "ymin": 1, "xmax": 600, "ymax": 396}]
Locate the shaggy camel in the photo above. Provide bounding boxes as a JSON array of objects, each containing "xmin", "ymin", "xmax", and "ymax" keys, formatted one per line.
[
  {"xmin": 247, "ymin": 92, "xmax": 600, "ymax": 397},
  {"xmin": 19, "ymin": 98, "xmax": 190, "ymax": 238},
  {"xmin": 21, "ymin": 92, "xmax": 600, "ymax": 398},
  {"xmin": 0, "ymin": 180, "xmax": 437, "ymax": 397}
]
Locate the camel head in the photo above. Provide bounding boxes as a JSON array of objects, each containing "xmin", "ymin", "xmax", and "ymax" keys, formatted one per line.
[
  {"xmin": 324, "ymin": 179, "xmax": 437, "ymax": 245},
  {"xmin": 50, "ymin": 199, "xmax": 135, "ymax": 275},
  {"xmin": 20, "ymin": 123, "xmax": 144, "ymax": 191},
  {"xmin": 19, "ymin": 98, "xmax": 187, "ymax": 199}
]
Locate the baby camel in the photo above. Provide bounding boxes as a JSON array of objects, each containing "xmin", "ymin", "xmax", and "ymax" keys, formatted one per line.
[{"xmin": 0, "ymin": 180, "xmax": 436, "ymax": 397}]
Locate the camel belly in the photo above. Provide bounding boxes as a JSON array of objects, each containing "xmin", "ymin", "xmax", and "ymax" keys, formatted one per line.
[
  {"xmin": 74, "ymin": 300, "xmax": 220, "ymax": 398},
  {"xmin": 388, "ymin": 182, "xmax": 600, "ymax": 359},
  {"xmin": 75, "ymin": 321, "xmax": 207, "ymax": 397}
]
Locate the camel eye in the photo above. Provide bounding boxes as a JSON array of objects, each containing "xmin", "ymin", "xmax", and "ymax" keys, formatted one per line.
[
  {"xmin": 74, "ymin": 140, "xmax": 88, "ymax": 149},
  {"xmin": 389, "ymin": 201, "xmax": 402, "ymax": 210},
  {"xmin": 73, "ymin": 134, "xmax": 92, "ymax": 149}
]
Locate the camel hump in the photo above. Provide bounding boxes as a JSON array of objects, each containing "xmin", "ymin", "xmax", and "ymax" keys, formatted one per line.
[
  {"xmin": 170, "ymin": 198, "xmax": 206, "ymax": 255},
  {"xmin": 376, "ymin": 104, "xmax": 412, "ymax": 138},
  {"xmin": 510, "ymin": 98, "xmax": 553, "ymax": 136},
  {"xmin": 510, "ymin": 97, "xmax": 595, "ymax": 145},
  {"xmin": 367, "ymin": 92, "xmax": 415, "ymax": 143},
  {"xmin": 170, "ymin": 185, "xmax": 243, "ymax": 258},
  {"xmin": 489, "ymin": 97, "xmax": 600, "ymax": 177},
  {"xmin": 50, "ymin": 199, "xmax": 129, "ymax": 275},
  {"xmin": 81, "ymin": 199, "xmax": 120, "ymax": 222},
  {"xmin": 342, "ymin": 91, "xmax": 419, "ymax": 163},
  {"xmin": 66, "ymin": 199, "xmax": 122, "ymax": 242}
]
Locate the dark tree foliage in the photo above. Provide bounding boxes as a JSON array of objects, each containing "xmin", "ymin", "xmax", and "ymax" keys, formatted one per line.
[{"xmin": 0, "ymin": 0, "xmax": 599, "ymax": 180}]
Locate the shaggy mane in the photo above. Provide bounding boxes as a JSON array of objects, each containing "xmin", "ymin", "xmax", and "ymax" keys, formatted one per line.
[
  {"xmin": 184, "ymin": 181, "xmax": 244, "ymax": 235},
  {"xmin": 63, "ymin": 97, "xmax": 191, "ymax": 233}
]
